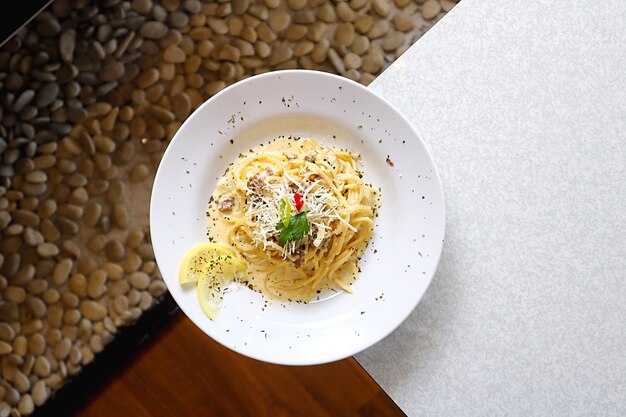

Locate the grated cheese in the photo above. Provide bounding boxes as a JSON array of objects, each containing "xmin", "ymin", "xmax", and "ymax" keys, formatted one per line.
[{"xmin": 245, "ymin": 171, "xmax": 344, "ymax": 257}]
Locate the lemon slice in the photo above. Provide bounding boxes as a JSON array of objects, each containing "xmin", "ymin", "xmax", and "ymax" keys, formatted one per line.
[
  {"xmin": 179, "ymin": 243, "xmax": 247, "ymax": 320},
  {"xmin": 180, "ymin": 243, "xmax": 243, "ymax": 284}
]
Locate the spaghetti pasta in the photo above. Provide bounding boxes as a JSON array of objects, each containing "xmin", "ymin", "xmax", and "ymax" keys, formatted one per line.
[{"xmin": 207, "ymin": 137, "xmax": 381, "ymax": 302}]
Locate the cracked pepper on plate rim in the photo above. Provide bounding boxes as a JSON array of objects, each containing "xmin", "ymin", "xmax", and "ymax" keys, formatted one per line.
[{"xmin": 150, "ymin": 70, "xmax": 445, "ymax": 365}]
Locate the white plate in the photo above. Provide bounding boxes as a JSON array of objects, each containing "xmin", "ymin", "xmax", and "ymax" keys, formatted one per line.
[{"xmin": 150, "ymin": 70, "xmax": 445, "ymax": 365}]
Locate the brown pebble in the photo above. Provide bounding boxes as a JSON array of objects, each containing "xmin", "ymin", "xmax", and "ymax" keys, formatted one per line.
[
  {"xmin": 109, "ymin": 280, "xmax": 130, "ymax": 297},
  {"xmin": 37, "ymin": 243, "xmax": 59, "ymax": 258},
  {"xmin": 382, "ymin": 31, "xmax": 404, "ymax": 51},
  {"xmin": 23, "ymin": 227, "xmax": 44, "ymax": 246},
  {"xmin": 129, "ymin": 272, "xmax": 150, "ymax": 290},
  {"xmin": 137, "ymin": 68, "xmax": 160, "ymax": 89},
  {"xmin": 368, "ymin": 19, "xmax": 390, "ymax": 39},
  {"xmin": 207, "ymin": 18, "xmax": 228, "ymax": 35},
  {"xmin": 372, "ymin": 0, "xmax": 391, "ymax": 16},
  {"xmin": 336, "ymin": 2, "xmax": 356, "ymax": 21},
  {"xmin": 129, "ymin": 163, "xmax": 150, "ymax": 183},
  {"xmin": 13, "ymin": 209, "xmax": 39, "ymax": 227},
  {"xmin": 111, "ymin": 204, "xmax": 130, "ymax": 229},
  {"xmin": 84, "ymin": 203, "xmax": 102, "ymax": 227},
  {"xmin": 307, "ymin": 22, "xmax": 326, "ymax": 42},
  {"xmin": 52, "ymin": 258, "xmax": 74, "ymax": 286},
  {"xmin": 69, "ymin": 273, "xmax": 87, "ymax": 297},
  {"xmin": 317, "ymin": 4, "xmax": 337, "ymax": 23},
  {"xmin": 335, "ymin": 23, "xmax": 356, "ymax": 47},
  {"xmin": 269, "ymin": 44, "xmax": 293, "ymax": 65},
  {"xmin": 34, "ymin": 356, "xmax": 51, "ymax": 377},
  {"xmin": 105, "ymin": 240, "xmax": 125, "ymax": 262},
  {"xmin": 87, "ymin": 269, "xmax": 107, "ymax": 299},
  {"xmin": 32, "ymin": 379, "xmax": 49, "ymax": 406},
  {"xmin": 0, "ymin": 323, "xmax": 15, "ymax": 341},
  {"xmin": 94, "ymin": 135, "xmax": 116, "ymax": 154},
  {"xmin": 149, "ymin": 280, "xmax": 168, "ymax": 297},
  {"xmin": 421, "ymin": 0, "xmax": 441, "ymax": 20},
  {"xmin": 393, "ymin": 11, "xmax": 416, "ymax": 32},
  {"xmin": 163, "ymin": 45, "xmax": 186, "ymax": 63},
  {"xmin": 441, "ymin": 0, "xmax": 456, "ymax": 12},
  {"xmin": 0, "ymin": 341, "xmax": 12, "ymax": 355},
  {"xmin": 362, "ymin": 53, "xmax": 385, "ymax": 73},
  {"xmin": 354, "ymin": 15, "xmax": 374, "ymax": 34},
  {"xmin": 3, "ymin": 286, "xmax": 26, "ymax": 303},
  {"xmin": 54, "ymin": 337, "xmax": 72, "ymax": 360},
  {"xmin": 344, "ymin": 52, "xmax": 363, "ymax": 69},
  {"xmin": 27, "ymin": 333, "xmax": 46, "ymax": 356},
  {"xmin": 269, "ymin": 11, "xmax": 291, "ymax": 32},
  {"xmin": 80, "ymin": 300, "xmax": 107, "ymax": 321},
  {"xmin": 25, "ymin": 297, "xmax": 46, "ymax": 318},
  {"xmin": 293, "ymin": 40, "xmax": 315, "ymax": 57}
]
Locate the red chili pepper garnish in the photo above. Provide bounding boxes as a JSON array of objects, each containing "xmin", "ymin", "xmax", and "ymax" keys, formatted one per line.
[{"xmin": 294, "ymin": 192, "xmax": 304, "ymax": 212}]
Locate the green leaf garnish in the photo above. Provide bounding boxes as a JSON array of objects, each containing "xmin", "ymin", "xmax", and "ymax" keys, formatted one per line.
[
  {"xmin": 279, "ymin": 197, "xmax": 291, "ymax": 227},
  {"xmin": 276, "ymin": 212, "xmax": 310, "ymax": 246}
]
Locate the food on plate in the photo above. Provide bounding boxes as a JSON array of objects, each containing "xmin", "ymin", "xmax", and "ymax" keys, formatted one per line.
[{"xmin": 181, "ymin": 136, "xmax": 380, "ymax": 319}]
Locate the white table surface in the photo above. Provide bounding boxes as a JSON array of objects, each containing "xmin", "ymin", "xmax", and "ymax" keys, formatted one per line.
[{"xmin": 355, "ymin": 0, "xmax": 626, "ymax": 415}]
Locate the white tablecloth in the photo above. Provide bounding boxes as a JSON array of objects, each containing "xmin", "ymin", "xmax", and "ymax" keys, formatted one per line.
[{"xmin": 356, "ymin": 1, "xmax": 626, "ymax": 415}]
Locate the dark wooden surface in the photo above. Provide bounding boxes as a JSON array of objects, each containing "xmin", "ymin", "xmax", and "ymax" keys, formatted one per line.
[{"xmin": 72, "ymin": 312, "xmax": 405, "ymax": 417}]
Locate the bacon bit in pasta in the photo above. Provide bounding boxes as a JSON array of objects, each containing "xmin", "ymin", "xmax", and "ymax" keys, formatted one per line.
[
  {"xmin": 246, "ymin": 172, "xmax": 266, "ymax": 191},
  {"xmin": 294, "ymin": 192, "xmax": 304, "ymax": 212},
  {"xmin": 304, "ymin": 154, "xmax": 316, "ymax": 163},
  {"xmin": 218, "ymin": 196, "xmax": 235, "ymax": 212}
]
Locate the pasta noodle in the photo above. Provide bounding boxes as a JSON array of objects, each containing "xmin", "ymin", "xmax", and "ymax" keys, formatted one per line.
[{"xmin": 207, "ymin": 136, "xmax": 380, "ymax": 302}]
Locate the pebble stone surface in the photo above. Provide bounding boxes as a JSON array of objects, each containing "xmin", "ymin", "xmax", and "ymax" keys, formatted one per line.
[{"xmin": 0, "ymin": 0, "xmax": 456, "ymax": 414}]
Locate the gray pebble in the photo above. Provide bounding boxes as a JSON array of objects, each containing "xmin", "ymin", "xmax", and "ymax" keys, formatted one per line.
[
  {"xmin": 37, "ymin": 14, "xmax": 61, "ymax": 37},
  {"xmin": 13, "ymin": 89, "xmax": 35, "ymax": 112},
  {"xmin": 36, "ymin": 83, "xmax": 60, "ymax": 107}
]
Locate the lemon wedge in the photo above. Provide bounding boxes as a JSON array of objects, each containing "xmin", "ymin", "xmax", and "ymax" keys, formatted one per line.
[{"xmin": 179, "ymin": 243, "xmax": 247, "ymax": 320}]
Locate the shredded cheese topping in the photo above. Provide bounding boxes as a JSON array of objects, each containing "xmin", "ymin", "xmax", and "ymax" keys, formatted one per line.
[{"xmin": 245, "ymin": 169, "xmax": 342, "ymax": 257}]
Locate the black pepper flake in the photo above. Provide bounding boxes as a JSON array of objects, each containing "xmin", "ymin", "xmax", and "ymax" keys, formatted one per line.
[
  {"xmin": 229, "ymin": 139, "xmax": 234, "ymax": 144},
  {"xmin": 360, "ymin": 311, "xmax": 365, "ymax": 315}
]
